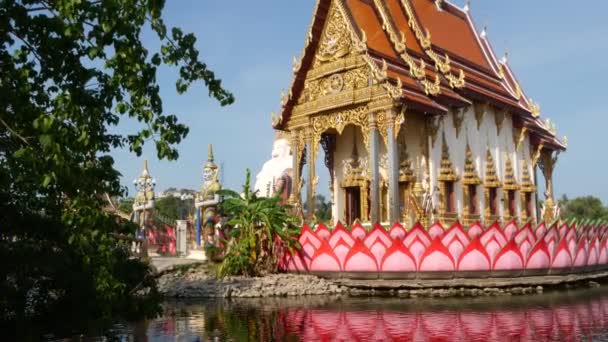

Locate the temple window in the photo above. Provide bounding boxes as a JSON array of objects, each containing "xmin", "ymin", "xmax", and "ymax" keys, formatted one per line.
[
  {"xmin": 503, "ymin": 157, "xmax": 519, "ymax": 221},
  {"xmin": 520, "ymin": 160, "xmax": 536, "ymax": 223},
  {"xmin": 507, "ymin": 190, "xmax": 517, "ymax": 217},
  {"xmin": 484, "ymin": 150, "xmax": 502, "ymax": 224},
  {"xmin": 488, "ymin": 187, "xmax": 498, "ymax": 216},
  {"xmin": 469, "ymin": 185, "xmax": 479, "ymax": 214},
  {"xmin": 524, "ymin": 193, "xmax": 533, "ymax": 219},
  {"xmin": 446, "ymin": 181, "xmax": 456, "ymax": 213},
  {"xmin": 437, "ymin": 134, "xmax": 459, "ymax": 225},
  {"xmin": 463, "ymin": 144, "xmax": 482, "ymax": 226},
  {"xmin": 397, "ymin": 149, "xmax": 415, "ymax": 224}
]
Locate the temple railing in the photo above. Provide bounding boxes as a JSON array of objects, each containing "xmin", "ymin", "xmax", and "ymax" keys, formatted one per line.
[{"xmin": 281, "ymin": 220, "xmax": 608, "ymax": 278}]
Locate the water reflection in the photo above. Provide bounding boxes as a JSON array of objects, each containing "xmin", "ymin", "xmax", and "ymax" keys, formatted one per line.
[{"xmin": 110, "ymin": 287, "xmax": 608, "ymax": 341}]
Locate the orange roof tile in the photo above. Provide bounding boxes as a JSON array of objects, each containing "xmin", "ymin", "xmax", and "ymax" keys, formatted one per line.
[
  {"xmin": 410, "ymin": 0, "xmax": 492, "ymax": 71},
  {"xmin": 346, "ymin": 0, "xmax": 397, "ymax": 59}
]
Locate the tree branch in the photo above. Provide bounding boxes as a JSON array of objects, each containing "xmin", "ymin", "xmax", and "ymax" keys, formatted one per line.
[{"xmin": 0, "ymin": 116, "xmax": 30, "ymax": 146}]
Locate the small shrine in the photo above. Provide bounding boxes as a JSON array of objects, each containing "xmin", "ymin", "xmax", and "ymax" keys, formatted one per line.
[{"xmin": 271, "ymin": 0, "xmax": 566, "ymax": 227}]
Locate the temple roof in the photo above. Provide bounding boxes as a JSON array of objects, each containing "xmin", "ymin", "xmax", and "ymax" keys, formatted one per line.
[{"xmin": 275, "ymin": 0, "xmax": 565, "ymax": 151}]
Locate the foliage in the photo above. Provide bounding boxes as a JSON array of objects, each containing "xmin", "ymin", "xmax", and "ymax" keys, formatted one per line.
[
  {"xmin": 118, "ymin": 197, "xmax": 135, "ymax": 215},
  {"xmin": 0, "ymin": 0, "xmax": 233, "ymax": 335},
  {"xmin": 314, "ymin": 194, "xmax": 332, "ymax": 223},
  {"xmin": 155, "ymin": 196, "xmax": 194, "ymax": 221},
  {"xmin": 559, "ymin": 195, "xmax": 608, "ymax": 222},
  {"xmin": 217, "ymin": 170, "xmax": 300, "ymax": 277}
]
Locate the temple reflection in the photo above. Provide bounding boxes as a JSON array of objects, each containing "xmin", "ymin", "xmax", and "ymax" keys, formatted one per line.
[{"xmin": 127, "ymin": 288, "xmax": 608, "ymax": 341}]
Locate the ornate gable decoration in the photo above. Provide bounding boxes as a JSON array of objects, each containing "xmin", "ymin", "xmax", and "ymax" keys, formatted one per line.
[
  {"xmin": 503, "ymin": 157, "xmax": 518, "ymax": 191},
  {"xmin": 484, "ymin": 150, "xmax": 501, "ymax": 188},
  {"xmin": 463, "ymin": 144, "xmax": 481, "ymax": 185},
  {"xmin": 438, "ymin": 133, "xmax": 458, "ymax": 182},
  {"xmin": 315, "ymin": 3, "xmax": 361, "ymax": 65}
]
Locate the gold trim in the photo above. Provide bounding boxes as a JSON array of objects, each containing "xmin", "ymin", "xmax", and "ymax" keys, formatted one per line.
[{"xmin": 514, "ymin": 127, "xmax": 528, "ymax": 152}]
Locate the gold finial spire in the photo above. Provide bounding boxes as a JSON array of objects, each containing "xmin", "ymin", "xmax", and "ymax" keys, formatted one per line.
[
  {"xmin": 208, "ymin": 144, "xmax": 214, "ymax": 162},
  {"xmin": 139, "ymin": 159, "xmax": 151, "ymax": 179}
]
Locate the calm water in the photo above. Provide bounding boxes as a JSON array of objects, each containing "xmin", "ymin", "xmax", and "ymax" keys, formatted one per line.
[{"xmin": 69, "ymin": 287, "xmax": 608, "ymax": 341}]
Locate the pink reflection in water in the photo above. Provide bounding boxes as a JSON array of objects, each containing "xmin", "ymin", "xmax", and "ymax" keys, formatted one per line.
[{"xmin": 275, "ymin": 298, "xmax": 608, "ymax": 341}]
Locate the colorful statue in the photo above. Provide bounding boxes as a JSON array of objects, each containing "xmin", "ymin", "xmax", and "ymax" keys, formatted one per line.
[
  {"xmin": 195, "ymin": 145, "xmax": 221, "ymax": 250},
  {"xmin": 132, "ymin": 160, "xmax": 156, "ymax": 225},
  {"xmin": 132, "ymin": 160, "xmax": 156, "ymax": 257},
  {"xmin": 255, "ymin": 132, "xmax": 293, "ymax": 204}
]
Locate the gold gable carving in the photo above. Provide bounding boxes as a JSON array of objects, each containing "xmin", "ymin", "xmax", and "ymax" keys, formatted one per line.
[
  {"xmin": 298, "ymin": 65, "xmax": 371, "ymax": 104},
  {"xmin": 315, "ymin": 3, "xmax": 356, "ymax": 65}
]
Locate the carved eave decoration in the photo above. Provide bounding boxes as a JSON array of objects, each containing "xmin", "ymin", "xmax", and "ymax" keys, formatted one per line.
[
  {"xmin": 531, "ymin": 143, "xmax": 544, "ymax": 167},
  {"xmin": 529, "ymin": 99, "xmax": 541, "ymax": 118},
  {"xmin": 462, "ymin": 144, "xmax": 481, "ymax": 185},
  {"xmin": 503, "ymin": 157, "xmax": 518, "ymax": 191},
  {"xmin": 452, "ymin": 107, "xmax": 465, "ymax": 138},
  {"xmin": 514, "ymin": 126, "xmax": 528, "ymax": 152},
  {"xmin": 520, "ymin": 160, "xmax": 536, "ymax": 193},
  {"xmin": 426, "ymin": 115, "xmax": 442, "ymax": 148},
  {"xmin": 398, "ymin": 0, "xmax": 466, "ymax": 89},
  {"xmin": 438, "ymin": 133, "xmax": 458, "ymax": 182},
  {"xmin": 484, "ymin": 150, "xmax": 501, "ymax": 188},
  {"xmin": 494, "ymin": 108, "xmax": 506, "ymax": 135},
  {"xmin": 474, "ymin": 102, "xmax": 487, "ymax": 130}
]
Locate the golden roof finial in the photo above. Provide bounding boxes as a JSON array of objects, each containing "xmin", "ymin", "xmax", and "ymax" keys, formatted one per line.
[
  {"xmin": 138, "ymin": 159, "xmax": 152, "ymax": 181},
  {"xmin": 205, "ymin": 144, "xmax": 218, "ymax": 171},
  {"xmin": 208, "ymin": 144, "xmax": 214, "ymax": 163}
]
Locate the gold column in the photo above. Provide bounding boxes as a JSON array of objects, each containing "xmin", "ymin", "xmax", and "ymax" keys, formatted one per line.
[
  {"xmin": 538, "ymin": 149, "xmax": 559, "ymax": 223},
  {"xmin": 306, "ymin": 127, "xmax": 318, "ymax": 223}
]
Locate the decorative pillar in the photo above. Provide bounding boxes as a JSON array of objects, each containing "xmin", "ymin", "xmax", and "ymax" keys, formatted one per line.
[
  {"xmin": 195, "ymin": 208, "xmax": 201, "ymax": 247},
  {"xmin": 387, "ymin": 110, "xmax": 400, "ymax": 224},
  {"xmin": 538, "ymin": 149, "xmax": 559, "ymax": 223},
  {"xmin": 306, "ymin": 128, "xmax": 318, "ymax": 223},
  {"xmin": 290, "ymin": 130, "xmax": 301, "ymax": 205},
  {"xmin": 369, "ymin": 113, "xmax": 381, "ymax": 224}
]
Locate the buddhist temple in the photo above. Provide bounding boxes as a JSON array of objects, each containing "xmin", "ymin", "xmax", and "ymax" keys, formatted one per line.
[{"xmin": 272, "ymin": 0, "xmax": 566, "ymax": 227}]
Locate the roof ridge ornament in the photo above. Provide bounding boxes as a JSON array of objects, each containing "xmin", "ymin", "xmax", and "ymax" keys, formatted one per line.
[
  {"xmin": 435, "ymin": 0, "xmax": 444, "ymax": 11},
  {"xmin": 464, "ymin": 0, "xmax": 470, "ymax": 12},
  {"xmin": 529, "ymin": 99, "xmax": 541, "ymax": 118}
]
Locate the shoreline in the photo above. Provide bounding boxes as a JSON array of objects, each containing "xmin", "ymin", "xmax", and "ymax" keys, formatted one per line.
[{"xmin": 156, "ymin": 262, "xmax": 608, "ymax": 299}]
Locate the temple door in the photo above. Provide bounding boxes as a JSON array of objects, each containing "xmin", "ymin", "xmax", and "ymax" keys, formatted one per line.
[{"xmin": 345, "ymin": 187, "xmax": 361, "ymax": 225}]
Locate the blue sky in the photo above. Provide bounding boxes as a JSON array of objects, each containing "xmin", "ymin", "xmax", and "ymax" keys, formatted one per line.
[{"xmin": 112, "ymin": 1, "xmax": 608, "ymax": 203}]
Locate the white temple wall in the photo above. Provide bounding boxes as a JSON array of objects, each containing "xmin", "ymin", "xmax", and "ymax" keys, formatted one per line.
[{"xmin": 428, "ymin": 104, "xmax": 537, "ymax": 224}]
